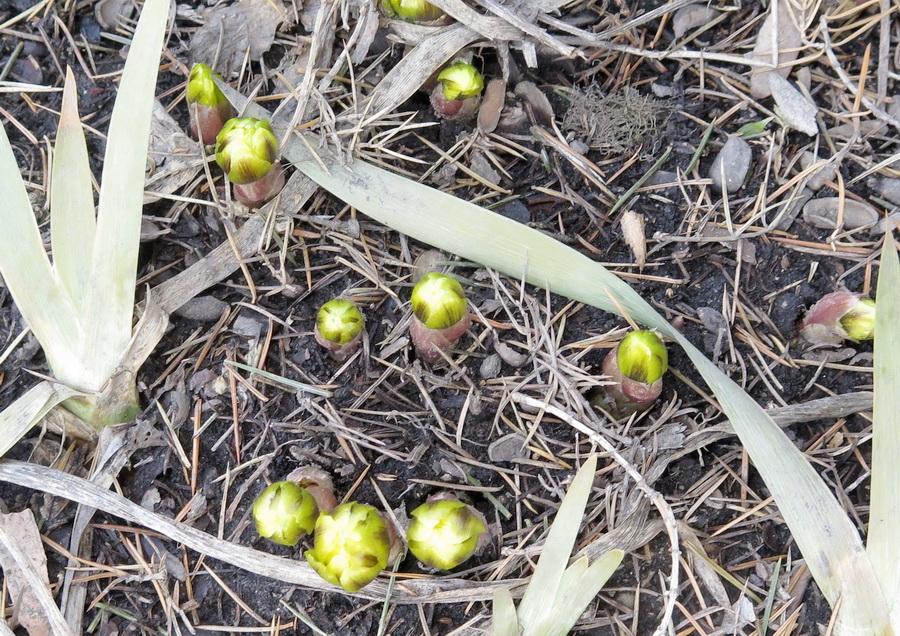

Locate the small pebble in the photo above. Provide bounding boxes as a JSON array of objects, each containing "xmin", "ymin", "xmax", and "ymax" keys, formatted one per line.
[
  {"xmin": 174, "ymin": 296, "xmax": 228, "ymax": 322},
  {"xmin": 709, "ymin": 136, "xmax": 751, "ymax": 193}
]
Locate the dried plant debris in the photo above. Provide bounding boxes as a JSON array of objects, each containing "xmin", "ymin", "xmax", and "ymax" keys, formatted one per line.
[
  {"xmin": 562, "ymin": 86, "xmax": 674, "ymax": 157},
  {"xmin": 189, "ymin": 0, "xmax": 290, "ymax": 77},
  {"xmin": 748, "ymin": 0, "xmax": 806, "ymax": 99}
]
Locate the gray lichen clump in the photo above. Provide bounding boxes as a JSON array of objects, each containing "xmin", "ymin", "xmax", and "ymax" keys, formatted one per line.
[{"xmin": 562, "ymin": 86, "xmax": 674, "ymax": 158}]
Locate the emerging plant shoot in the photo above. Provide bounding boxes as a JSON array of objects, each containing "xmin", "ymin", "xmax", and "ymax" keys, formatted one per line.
[
  {"xmin": 407, "ymin": 495, "xmax": 488, "ymax": 570},
  {"xmin": 409, "ymin": 272, "xmax": 471, "ymax": 364},
  {"xmin": 314, "ymin": 298, "xmax": 365, "ymax": 362},
  {"xmin": 381, "ymin": 0, "xmax": 445, "ymax": 22},
  {"xmin": 252, "ymin": 481, "xmax": 319, "ymax": 546},
  {"xmin": 595, "ymin": 330, "xmax": 668, "ymax": 416},
  {"xmin": 800, "ymin": 292, "xmax": 876, "ymax": 344},
  {"xmin": 305, "ymin": 502, "xmax": 396, "ymax": 592},
  {"xmin": 186, "ymin": 63, "xmax": 236, "ymax": 145},
  {"xmin": 215, "ymin": 117, "xmax": 286, "ymax": 208},
  {"xmin": 431, "ymin": 61, "xmax": 484, "ymax": 121}
]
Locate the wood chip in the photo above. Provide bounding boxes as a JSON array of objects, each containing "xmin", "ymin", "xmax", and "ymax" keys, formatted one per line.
[{"xmin": 620, "ymin": 210, "xmax": 646, "ymax": 267}]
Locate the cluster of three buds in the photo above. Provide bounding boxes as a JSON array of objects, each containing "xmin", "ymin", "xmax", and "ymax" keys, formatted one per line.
[
  {"xmin": 253, "ymin": 472, "xmax": 488, "ymax": 592},
  {"xmin": 187, "ymin": 64, "xmax": 285, "ymax": 208}
]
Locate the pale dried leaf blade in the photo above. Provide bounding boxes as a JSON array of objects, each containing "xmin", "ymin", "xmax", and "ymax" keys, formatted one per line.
[
  {"xmin": 51, "ymin": 67, "xmax": 96, "ymax": 310},
  {"xmin": 218, "ymin": 82, "xmax": 893, "ymax": 632},
  {"xmin": 0, "ymin": 513, "xmax": 75, "ymax": 636},
  {"xmin": 0, "ymin": 382, "xmax": 81, "ymax": 458},
  {"xmin": 87, "ymin": 0, "xmax": 169, "ymax": 385},
  {"xmin": 769, "ymin": 73, "xmax": 818, "ymax": 136},
  {"xmin": 0, "ymin": 511, "xmax": 51, "ymax": 636},
  {"xmin": 868, "ymin": 234, "xmax": 900, "ymax": 625},
  {"xmin": 189, "ymin": 0, "xmax": 287, "ymax": 77}
]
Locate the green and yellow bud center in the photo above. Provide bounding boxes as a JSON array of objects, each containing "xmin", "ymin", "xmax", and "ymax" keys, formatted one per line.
[
  {"xmin": 187, "ymin": 63, "xmax": 229, "ymax": 109},
  {"xmin": 382, "ymin": 0, "xmax": 444, "ymax": 21},
  {"xmin": 408, "ymin": 499, "xmax": 486, "ymax": 570},
  {"xmin": 252, "ymin": 481, "xmax": 319, "ymax": 546},
  {"xmin": 437, "ymin": 62, "xmax": 484, "ymax": 101},
  {"xmin": 840, "ymin": 297, "xmax": 876, "ymax": 341},
  {"xmin": 305, "ymin": 502, "xmax": 391, "ymax": 592},
  {"xmin": 616, "ymin": 330, "xmax": 668, "ymax": 384},
  {"xmin": 317, "ymin": 299, "xmax": 364, "ymax": 344},
  {"xmin": 215, "ymin": 117, "xmax": 279, "ymax": 185},
  {"xmin": 410, "ymin": 273, "xmax": 468, "ymax": 330}
]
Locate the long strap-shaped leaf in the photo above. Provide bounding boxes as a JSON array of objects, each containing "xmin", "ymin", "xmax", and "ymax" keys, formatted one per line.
[
  {"xmin": 51, "ymin": 68, "xmax": 96, "ymax": 316},
  {"xmin": 869, "ymin": 234, "xmax": 900, "ymax": 627},
  {"xmin": 83, "ymin": 0, "xmax": 170, "ymax": 384},
  {"xmin": 0, "ymin": 120, "xmax": 83, "ymax": 383},
  {"xmin": 219, "ymin": 83, "xmax": 893, "ymax": 634}
]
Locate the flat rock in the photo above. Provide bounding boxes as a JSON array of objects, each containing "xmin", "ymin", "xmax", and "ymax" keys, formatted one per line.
[
  {"xmin": 802, "ymin": 197, "xmax": 879, "ymax": 231},
  {"xmin": 709, "ymin": 136, "xmax": 751, "ymax": 193},
  {"xmin": 799, "ymin": 151, "xmax": 836, "ymax": 190},
  {"xmin": 174, "ymin": 296, "xmax": 228, "ymax": 322}
]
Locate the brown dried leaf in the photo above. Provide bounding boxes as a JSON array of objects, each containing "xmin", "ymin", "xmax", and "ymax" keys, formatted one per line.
[
  {"xmin": 748, "ymin": 2, "xmax": 804, "ymax": 99},
  {"xmin": 144, "ymin": 101, "xmax": 202, "ymax": 204},
  {"xmin": 0, "ymin": 511, "xmax": 51, "ymax": 636},
  {"xmin": 189, "ymin": 0, "xmax": 289, "ymax": 78}
]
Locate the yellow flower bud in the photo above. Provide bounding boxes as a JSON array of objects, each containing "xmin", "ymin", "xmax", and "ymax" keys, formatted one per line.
[
  {"xmin": 616, "ymin": 330, "xmax": 668, "ymax": 384},
  {"xmin": 252, "ymin": 481, "xmax": 319, "ymax": 546},
  {"xmin": 382, "ymin": 0, "xmax": 444, "ymax": 22},
  {"xmin": 410, "ymin": 273, "xmax": 468, "ymax": 330},
  {"xmin": 215, "ymin": 117, "xmax": 279, "ymax": 185},
  {"xmin": 187, "ymin": 63, "xmax": 229, "ymax": 109},
  {"xmin": 305, "ymin": 502, "xmax": 391, "ymax": 592},
  {"xmin": 801, "ymin": 292, "xmax": 876, "ymax": 344},
  {"xmin": 437, "ymin": 62, "xmax": 484, "ymax": 101},
  {"xmin": 408, "ymin": 498, "xmax": 486, "ymax": 570}
]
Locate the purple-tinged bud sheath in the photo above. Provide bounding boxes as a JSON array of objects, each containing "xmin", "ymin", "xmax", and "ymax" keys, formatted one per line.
[{"xmin": 800, "ymin": 292, "xmax": 875, "ymax": 344}]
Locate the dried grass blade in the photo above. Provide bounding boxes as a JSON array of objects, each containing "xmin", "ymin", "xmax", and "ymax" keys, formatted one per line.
[{"xmin": 0, "ymin": 382, "xmax": 80, "ymax": 458}]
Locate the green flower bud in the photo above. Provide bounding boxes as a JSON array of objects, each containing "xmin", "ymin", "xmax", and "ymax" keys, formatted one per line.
[
  {"xmin": 252, "ymin": 481, "xmax": 319, "ymax": 546},
  {"xmin": 186, "ymin": 64, "xmax": 236, "ymax": 145},
  {"xmin": 215, "ymin": 117, "xmax": 279, "ymax": 185},
  {"xmin": 437, "ymin": 62, "xmax": 484, "ymax": 101},
  {"xmin": 616, "ymin": 330, "xmax": 668, "ymax": 384},
  {"xmin": 316, "ymin": 299, "xmax": 364, "ymax": 345},
  {"xmin": 305, "ymin": 502, "xmax": 391, "ymax": 592},
  {"xmin": 408, "ymin": 498, "xmax": 487, "ymax": 570},
  {"xmin": 187, "ymin": 63, "xmax": 229, "ymax": 110},
  {"xmin": 382, "ymin": 0, "xmax": 445, "ymax": 22},
  {"xmin": 410, "ymin": 273, "xmax": 468, "ymax": 330}
]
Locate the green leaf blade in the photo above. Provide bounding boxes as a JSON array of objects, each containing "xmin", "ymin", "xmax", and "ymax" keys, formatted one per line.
[
  {"xmin": 868, "ymin": 233, "xmax": 900, "ymax": 627},
  {"xmin": 51, "ymin": 67, "xmax": 96, "ymax": 314},
  {"xmin": 86, "ymin": 0, "xmax": 170, "ymax": 381},
  {"xmin": 517, "ymin": 455, "xmax": 597, "ymax": 628}
]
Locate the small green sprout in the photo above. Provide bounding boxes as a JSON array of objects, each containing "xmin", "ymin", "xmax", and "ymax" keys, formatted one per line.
[
  {"xmin": 314, "ymin": 298, "xmax": 365, "ymax": 361},
  {"xmin": 382, "ymin": 0, "xmax": 445, "ymax": 22},
  {"xmin": 214, "ymin": 117, "xmax": 285, "ymax": 207},
  {"xmin": 594, "ymin": 330, "xmax": 668, "ymax": 416},
  {"xmin": 431, "ymin": 61, "xmax": 484, "ymax": 121}
]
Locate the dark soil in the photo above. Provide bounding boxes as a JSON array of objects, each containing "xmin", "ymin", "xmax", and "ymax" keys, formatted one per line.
[{"xmin": 0, "ymin": 0, "xmax": 887, "ymax": 634}]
